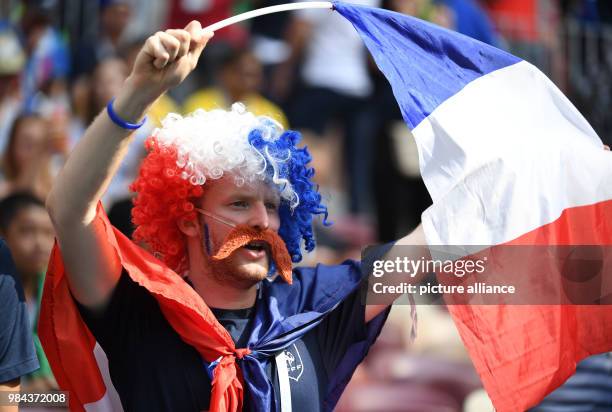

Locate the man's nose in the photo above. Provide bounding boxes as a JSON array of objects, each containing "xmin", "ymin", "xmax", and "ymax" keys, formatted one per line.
[{"xmin": 247, "ymin": 202, "xmax": 269, "ymax": 231}]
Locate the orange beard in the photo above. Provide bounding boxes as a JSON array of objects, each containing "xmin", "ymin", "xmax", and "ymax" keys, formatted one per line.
[{"xmin": 211, "ymin": 225, "xmax": 293, "ymax": 284}]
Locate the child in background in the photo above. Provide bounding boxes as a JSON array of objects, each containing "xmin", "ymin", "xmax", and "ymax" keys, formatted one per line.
[{"xmin": 0, "ymin": 192, "xmax": 56, "ymax": 392}]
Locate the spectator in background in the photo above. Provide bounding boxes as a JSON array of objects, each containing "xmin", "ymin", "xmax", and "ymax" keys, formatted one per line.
[
  {"xmin": 0, "ymin": 238, "xmax": 40, "ymax": 412},
  {"xmin": 164, "ymin": 0, "xmax": 250, "ymax": 102},
  {"xmin": 274, "ymin": 0, "xmax": 379, "ymax": 224},
  {"xmin": 71, "ymin": 0, "xmax": 132, "ymax": 79},
  {"xmin": 559, "ymin": 0, "xmax": 612, "ymax": 146},
  {"xmin": 166, "ymin": 0, "xmax": 248, "ymax": 48},
  {"xmin": 560, "ymin": 0, "xmax": 610, "ymax": 24},
  {"xmin": 0, "ymin": 22, "xmax": 25, "ymax": 155},
  {"xmin": 0, "ymin": 194, "xmax": 54, "ymax": 393},
  {"xmin": 183, "ymin": 47, "xmax": 288, "ymax": 127},
  {"xmin": 597, "ymin": 0, "xmax": 612, "ymax": 24},
  {"xmin": 72, "ymin": 56, "xmax": 153, "ymax": 209},
  {"xmin": 120, "ymin": 0, "xmax": 168, "ymax": 43},
  {"xmin": 482, "ymin": 0, "xmax": 561, "ymax": 81},
  {"xmin": 388, "ymin": 0, "xmax": 440, "ymax": 20},
  {"xmin": 0, "ymin": 114, "xmax": 64, "ymax": 200},
  {"xmin": 434, "ymin": 0, "xmax": 501, "ymax": 46},
  {"xmin": 69, "ymin": 0, "xmax": 133, "ymax": 140},
  {"xmin": 249, "ymin": 0, "xmax": 293, "ymax": 97},
  {"xmin": 483, "ymin": 0, "xmax": 539, "ymax": 41},
  {"xmin": 70, "ymin": 55, "xmax": 132, "ymax": 144},
  {"xmin": 19, "ymin": 0, "xmax": 70, "ymax": 114}
]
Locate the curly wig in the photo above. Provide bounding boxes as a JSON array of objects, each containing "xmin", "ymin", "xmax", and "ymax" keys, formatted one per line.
[{"xmin": 130, "ymin": 104, "xmax": 330, "ymax": 273}]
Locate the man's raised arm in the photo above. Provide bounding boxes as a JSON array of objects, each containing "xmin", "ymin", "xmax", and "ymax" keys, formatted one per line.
[{"xmin": 45, "ymin": 22, "xmax": 213, "ymax": 310}]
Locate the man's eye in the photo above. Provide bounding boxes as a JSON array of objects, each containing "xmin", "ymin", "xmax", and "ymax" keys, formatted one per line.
[
  {"xmin": 232, "ymin": 201, "xmax": 249, "ymax": 208},
  {"xmin": 266, "ymin": 202, "xmax": 279, "ymax": 211}
]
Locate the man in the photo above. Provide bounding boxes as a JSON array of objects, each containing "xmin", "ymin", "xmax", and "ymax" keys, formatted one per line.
[
  {"xmin": 71, "ymin": 0, "xmax": 132, "ymax": 79},
  {"xmin": 0, "ymin": 193, "xmax": 56, "ymax": 391},
  {"xmin": 0, "ymin": 239, "xmax": 40, "ymax": 412},
  {"xmin": 42, "ymin": 21, "xmax": 424, "ymax": 411}
]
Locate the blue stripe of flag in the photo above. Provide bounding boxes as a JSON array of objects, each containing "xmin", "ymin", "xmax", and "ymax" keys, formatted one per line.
[{"xmin": 333, "ymin": 1, "xmax": 521, "ymax": 129}]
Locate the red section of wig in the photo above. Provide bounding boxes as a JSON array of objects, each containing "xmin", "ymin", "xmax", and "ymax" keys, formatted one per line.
[{"xmin": 130, "ymin": 138, "xmax": 203, "ymax": 273}]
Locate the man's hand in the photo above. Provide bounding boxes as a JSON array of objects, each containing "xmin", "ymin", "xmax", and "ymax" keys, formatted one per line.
[{"xmin": 128, "ymin": 21, "xmax": 213, "ymax": 103}]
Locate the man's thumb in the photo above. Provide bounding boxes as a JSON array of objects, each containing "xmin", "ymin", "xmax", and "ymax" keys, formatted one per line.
[{"xmin": 184, "ymin": 20, "xmax": 214, "ymax": 62}]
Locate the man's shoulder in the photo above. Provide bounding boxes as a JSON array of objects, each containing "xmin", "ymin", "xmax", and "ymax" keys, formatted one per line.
[
  {"xmin": 260, "ymin": 260, "xmax": 363, "ymax": 317},
  {"xmin": 291, "ymin": 260, "xmax": 362, "ymax": 278},
  {"xmin": 288, "ymin": 260, "xmax": 363, "ymax": 292}
]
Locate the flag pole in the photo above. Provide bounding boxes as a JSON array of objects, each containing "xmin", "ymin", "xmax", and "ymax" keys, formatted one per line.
[{"xmin": 202, "ymin": 2, "xmax": 334, "ymax": 33}]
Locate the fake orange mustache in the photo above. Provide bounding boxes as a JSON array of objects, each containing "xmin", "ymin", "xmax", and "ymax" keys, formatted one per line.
[{"xmin": 211, "ymin": 224, "xmax": 293, "ymax": 284}]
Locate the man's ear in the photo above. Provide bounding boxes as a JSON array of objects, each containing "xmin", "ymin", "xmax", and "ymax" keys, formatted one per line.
[{"xmin": 177, "ymin": 217, "xmax": 201, "ymax": 238}]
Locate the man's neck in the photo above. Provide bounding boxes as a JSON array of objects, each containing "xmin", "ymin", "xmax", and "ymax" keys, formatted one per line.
[{"xmin": 188, "ymin": 272, "xmax": 258, "ymax": 310}]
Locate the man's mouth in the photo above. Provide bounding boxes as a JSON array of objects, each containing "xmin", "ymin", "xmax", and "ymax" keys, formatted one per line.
[
  {"xmin": 240, "ymin": 240, "xmax": 270, "ymax": 262},
  {"xmin": 244, "ymin": 240, "xmax": 268, "ymax": 250},
  {"xmin": 243, "ymin": 240, "xmax": 270, "ymax": 253}
]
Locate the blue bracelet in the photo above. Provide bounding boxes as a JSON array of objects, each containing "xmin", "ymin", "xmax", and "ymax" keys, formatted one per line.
[{"xmin": 106, "ymin": 98, "xmax": 147, "ymax": 130}]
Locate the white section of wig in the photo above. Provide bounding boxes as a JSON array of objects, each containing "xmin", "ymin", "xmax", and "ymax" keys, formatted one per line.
[{"xmin": 152, "ymin": 103, "xmax": 298, "ymax": 207}]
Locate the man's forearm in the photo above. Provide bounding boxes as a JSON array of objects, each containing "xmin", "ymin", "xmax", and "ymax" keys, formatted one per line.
[
  {"xmin": 364, "ymin": 224, "xmax": 427, "ymax": 323},
  {"xmin": 46, "ymin": 77, "xmax": 157, "ymax": 226}
]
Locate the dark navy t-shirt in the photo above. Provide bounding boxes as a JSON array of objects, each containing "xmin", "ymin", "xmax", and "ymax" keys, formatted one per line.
[
  {"xmin": 77, "ymin": 270, "xmax": 370, "ymax": 411},
  {"xmin": 0, "ymin": 239, "xmax": 39, "ymax": 383}
]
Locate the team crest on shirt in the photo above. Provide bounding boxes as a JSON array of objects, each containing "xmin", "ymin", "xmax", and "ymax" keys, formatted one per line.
[{"xmin": 283, "ymin": 344, "xmax": 304, "ymax": 381}]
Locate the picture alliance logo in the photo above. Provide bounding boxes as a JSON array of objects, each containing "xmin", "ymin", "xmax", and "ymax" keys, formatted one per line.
[{"xmin": 371, "ymin": 256, "xmax": 488, "ymax": 278}]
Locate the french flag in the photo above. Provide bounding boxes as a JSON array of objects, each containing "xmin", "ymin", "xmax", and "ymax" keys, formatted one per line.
[{"xmin": 334, "ymin": 1, "xmax": 612, "ymax": 411}]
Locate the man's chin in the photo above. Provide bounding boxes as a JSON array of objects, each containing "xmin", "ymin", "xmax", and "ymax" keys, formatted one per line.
[
  {"xmin": 234, "ymin": 262, "xmax": 269, "ymax": 282},
  {"xmin": 216, "ymin": 260, "xmax": 269, "ymax": 287},
  {"xmin": 205, "ymin": 251, "xmax": 270, "ymax": 287}
]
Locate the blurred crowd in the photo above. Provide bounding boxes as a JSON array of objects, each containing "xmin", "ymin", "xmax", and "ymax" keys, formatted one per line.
[{"xmin": 0, "ymin": 0, "xmax": 611, "ymax": 410}]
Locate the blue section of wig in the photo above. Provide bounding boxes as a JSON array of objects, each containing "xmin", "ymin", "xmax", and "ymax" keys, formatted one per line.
[{"xmin": 248, "ymin": 128, "xmax": 331, "ymax": 263}]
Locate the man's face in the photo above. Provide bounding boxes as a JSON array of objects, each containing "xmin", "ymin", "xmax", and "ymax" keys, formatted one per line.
[
  {"xmin": 197, "ymin": 176, "xmax": 281, "ymax": 286},
  {"xmin": 3, "ymin": 206, "xmax": 54, "ymax": 281}
]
